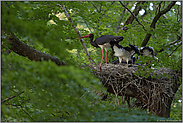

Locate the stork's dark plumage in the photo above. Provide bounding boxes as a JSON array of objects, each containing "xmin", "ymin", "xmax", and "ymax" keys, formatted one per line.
[
  {"xmin": 78, "ymin": 34, "xmax": 124, "ymax": 66},
  {"xmin": 110, "ymin": 41, "xmax": 140, "ymax": 65},
  {"xmin": 140, "ymin": 46, "xmax": 158, "ymax": 60}
]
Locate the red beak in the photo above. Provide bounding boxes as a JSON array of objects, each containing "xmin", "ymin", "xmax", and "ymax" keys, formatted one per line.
[{"xmin": 78, "ymin": 34, "xmax": 90, "ymax": 39}]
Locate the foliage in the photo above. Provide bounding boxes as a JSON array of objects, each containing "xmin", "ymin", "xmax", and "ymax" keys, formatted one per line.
[
  {"xmin": 1, "ymin": 53, "xmax": 169, "ymax": 122},
  {"xmin": 170, "ymin": 85, "xmax": 182, "ymax": 121},
  {"xmin": 1, "ymin": 1, "xmax": 182, "ymax": 121}
]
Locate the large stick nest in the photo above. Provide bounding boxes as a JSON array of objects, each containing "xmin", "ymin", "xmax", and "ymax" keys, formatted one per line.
[{"xmin": 92, "ymin": 63, "xmax": 180, "ymax": 114}]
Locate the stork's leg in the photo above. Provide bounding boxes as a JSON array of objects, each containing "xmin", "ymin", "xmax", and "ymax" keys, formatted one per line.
[
  {"xmin": 131, "ymin": 58, "xmax": 134, "ymax": 67},
  {"xmin": 127, "ymin": 59, "xmax": 129, "ymax": 67},
  {"xmin": 105, "ymin": 49, "xmax": 108, "ymax": 63},
  {"xmin": 119, "ymin": 57, "xmax": 122, "ymax": 64},
  {"xmin": 100, "ymin": 48, "xmax": 104, "ymax": 66}
]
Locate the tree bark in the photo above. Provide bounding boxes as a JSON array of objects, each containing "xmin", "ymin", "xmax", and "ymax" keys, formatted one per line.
[{"xmin": 4, "ymin": 31, "xmax": 66, "ymax": 66}]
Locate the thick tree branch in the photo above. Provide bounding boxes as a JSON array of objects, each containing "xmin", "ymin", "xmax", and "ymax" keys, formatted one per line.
[
  {"xmin": 59, "ymin": 4, "xmax": 95, "ymax": 68},
  {"xmin": 119, "ymin": 1, "xmax": 147, "ymax": 32},
  {"xmin": 4, "ymin": 31, "xmax": 66, "ymax": 66},
  {"xmin": 121, "ymin": 1, "xmax": 145, "ymax": 32},
  {"xmin": 141, "ymin": 1, "xmax": 176, "ymax": 47}
]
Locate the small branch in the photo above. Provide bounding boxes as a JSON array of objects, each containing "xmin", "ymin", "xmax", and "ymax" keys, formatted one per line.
[
  {"xmin": 157, "ymin": 33, "xmax": 181, "ymax": 53},
  {"xmin": 167, "ymin": 42, "xmax": 182, "ymax": 58},
  {"xmin": 82, "ymin": 19, "xmax": 92, "ymax": 32},
  {"xmin": 115, "ymin": 2, "xmax": 128, "ymax": 33},
  {"xmin": 20, "ymin": 106, "xmax": 35, "ymax": 121},
  {"xmin": 169, "ymin": 33, "xmax": 181, "ymax": 45},
  {"xmin": 91, "ymin": 2, "xmax": 99, "ymax": 13},
  {"xmin": 119, "ymin": 1, "xmax": 147, "ymax": 32},
  {"xmin": 59, "ymin": 4, "xmax": 95, "ymax": 68},
  {"xmin": 158, "ymin": 1, "xmax": 163, "ymax": 12},
  {"xmin": 2, "ymin": 91, "xmax": 25, "ymax": 103},
  {"xmin": 103, "ymin": 1, "xmax": 115, "ymax": 15}
]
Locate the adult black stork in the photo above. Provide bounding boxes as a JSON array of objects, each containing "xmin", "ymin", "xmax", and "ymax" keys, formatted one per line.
[
  {"xmin": 110, "ymin": 41, "xmax": 140, "ymax": 65},
  {"xmin": 140, "ymin": 46, "xmax": 158, "ymax": 60},
  {"xmin": 78, "ymin": 34, "xmax": 124, "ymax": 66}
]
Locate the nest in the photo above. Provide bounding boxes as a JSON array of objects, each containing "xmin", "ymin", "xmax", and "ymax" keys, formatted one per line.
[{"xmin": 92, "ymin": 63, "xmax": 180, "ymax": 115}]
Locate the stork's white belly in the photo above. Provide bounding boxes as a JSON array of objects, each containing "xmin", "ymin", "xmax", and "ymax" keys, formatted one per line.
[
  {"xmin": 98, "ymin": 43, "xmax": 110, "ymax": 50},
  {"xmin": 143, "ymin": 49, "xmax": 152, "ymax": 57},
  {"xmin": 113, "ymin": 45, "xmax": 132, "ymax": 63}
]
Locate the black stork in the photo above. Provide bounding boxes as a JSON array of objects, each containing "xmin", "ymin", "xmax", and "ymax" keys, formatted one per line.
[
  {"xmin": 140, "ymin": 46, "xmax": 158, "ymax": 60},
  {"xmin": 78, "ymin": 34, "xmax": 124, "ymax": 66},
  {"xmin": 140, "ymin": 46, "xmax": 158, "ymax": 68},
  {"xmin": 110, "ymin": 41, "xmax": 140, "ymax": 65}
]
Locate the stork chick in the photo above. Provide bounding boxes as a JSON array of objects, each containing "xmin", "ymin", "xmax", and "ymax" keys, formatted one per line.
[
  {"xmin": 140, "ymin": 46, "xmax": 158, "ymax": 68},
  {"xmin": 110, "ymin": 41, "xmax": 140, "ymax": 65},
  {"xmin": 140, "ymin": 46, "xmax": 158, "ymax": 60}
]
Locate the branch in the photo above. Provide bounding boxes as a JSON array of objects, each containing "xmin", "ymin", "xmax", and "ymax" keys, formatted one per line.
[
  {"xmin": 141, "ymin": 1, "xmax": 176, "ymax": 47},
  {"xmin": 91, "ymin": 2, "xmax": 99, "ymax": 13},
  {"xmin": 119, "ymin": 1, "xmax": 147, "ymax": 32},
  {"xmin": 59, "ymin": 4, "xmax": 95, "ymax": 68},
  {"xmin": 4, "ymin": 31, "xmax": 66, "ymax": 66},
  {"xmin": 121, "ymin": 1, "xmax": 145, "ymax": 32},
  {"xmin": 167, "ymin": 42, "xmax": 182, "ymax": 58},
  {"xmin": 158, "ymin": 1, "xmax": 163, "ymax": 12},
  {"xmin": 2, "ymin": 91, "xmax": 25, "ymax": 103},
  {"xmin": 115, "ymin": 2, "xmax": 128, "ymax": 33},
  {"xmin": 157, "ymin": 33, "xmax": 181, "ymax": 53},
  {"xmin": 103, "ymin": 1, "xmax": 115, "ymax": 15}
]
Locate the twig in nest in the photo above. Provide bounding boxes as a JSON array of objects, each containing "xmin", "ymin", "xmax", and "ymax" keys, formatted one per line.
[{"xmin": 111, "ymin": 83, "xmax": 120, "ymax": 106}]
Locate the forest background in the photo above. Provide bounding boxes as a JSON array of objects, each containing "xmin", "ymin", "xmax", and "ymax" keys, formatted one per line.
[{"xmin": 1, "ymin": 1, "xmax": 182, "ymax": 122}]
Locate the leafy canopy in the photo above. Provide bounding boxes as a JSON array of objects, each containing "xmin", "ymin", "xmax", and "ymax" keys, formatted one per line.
[{"xmin": 1, "ymin": 1, "xmax": 181, "ymax": 121}]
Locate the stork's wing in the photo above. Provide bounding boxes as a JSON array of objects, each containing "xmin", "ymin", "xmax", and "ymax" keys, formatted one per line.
[
  {"xmin": 129, "ymin": 44, "xmax": 140, "ymax": 55},
  {"xmin": 95, "ymin": 35, "xmax": 123, "ymax": 45}
]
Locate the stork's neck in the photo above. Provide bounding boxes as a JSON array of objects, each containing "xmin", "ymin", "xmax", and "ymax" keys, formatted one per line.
[
  {"xmin": 90, "ymin": 37, "xmax": 99, "ymax": 48},
  {"xmin": 89, "ymin": 36, "xmax": 94, "ymax": 43}
]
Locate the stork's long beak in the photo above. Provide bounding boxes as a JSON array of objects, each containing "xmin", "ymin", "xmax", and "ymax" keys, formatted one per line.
[{"xmin": 78, "ymin": 34, "xmax": 90, "ymax": 39}]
